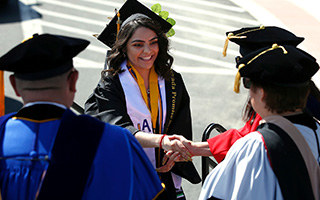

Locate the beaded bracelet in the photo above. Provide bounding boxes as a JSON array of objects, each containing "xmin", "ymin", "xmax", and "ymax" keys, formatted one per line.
[{"xmin": 159, "ymin": 134, "xmax": 167, "ymax": 149}]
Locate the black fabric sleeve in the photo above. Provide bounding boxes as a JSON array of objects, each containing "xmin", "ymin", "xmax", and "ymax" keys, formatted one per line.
[{"xmin": 84, "ymin": 75, "xmax": 139, "ymax": 135}]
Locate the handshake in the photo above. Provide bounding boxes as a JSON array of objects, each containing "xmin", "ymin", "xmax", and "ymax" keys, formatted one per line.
[{"xmin": 156, "ymin": 135, "xmax": 210, "ymax": 173}]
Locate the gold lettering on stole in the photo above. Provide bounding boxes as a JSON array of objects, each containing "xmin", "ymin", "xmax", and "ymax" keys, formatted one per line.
[{"xmin": 165, "ymin": 70, "xmax": 176, "ymax": 133}]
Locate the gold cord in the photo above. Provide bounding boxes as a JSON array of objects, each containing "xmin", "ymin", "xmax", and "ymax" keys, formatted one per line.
[
  {"xmin": 223, "ymin": 25, "xmax": 265, "ymax": 57},
  {"xmin": 233, "ymin": 43, "xmax": 288, "ymax": 93}
]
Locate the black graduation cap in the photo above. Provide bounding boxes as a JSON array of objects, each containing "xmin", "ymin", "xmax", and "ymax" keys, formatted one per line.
[
  {"xmin": 97, "ymin": 0, "xmax": 172, "ymax": 48},
  {"xmin": 0, "ymin": 33, "xmax": 90, "ymax": 80},
  {"xmin": 223, "ymin": 26, "xmax": 305, "ymax": 57},
  {"xmin": 233, "ymin": 44, "xmax": 319, "ymax": 92}
]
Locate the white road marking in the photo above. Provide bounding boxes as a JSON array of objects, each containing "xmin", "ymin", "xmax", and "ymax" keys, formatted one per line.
[{"xmin": 19, "ymin": 0, "xmax": 242, "ymax": 75}]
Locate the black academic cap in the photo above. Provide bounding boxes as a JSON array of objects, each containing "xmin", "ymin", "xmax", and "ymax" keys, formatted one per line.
[
  {"xmin": 237, "ymin": 44, "xmax": 319, "ymax": 88},
  {"xmin": 0, "ymin": 33, "xmax": 90, "ymax": 80},
  {"xmin": 97, "ymin": 0, "xmax": 172, "ymax": 48},
  {"xmin": 223, "ymin": 26, "xmax": 305, "ymax": 57}
]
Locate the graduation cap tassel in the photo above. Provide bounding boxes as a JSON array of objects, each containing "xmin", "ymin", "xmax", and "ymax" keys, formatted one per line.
[
  {"xmin": 222, "ymin": 38, "xmax": 229, "ymax": 57},
  {"xmin": 0, "ymin": 70, "xmax": 4, "ymax": 116},
  {"xmin": 116, "ymin": 9, "xmax": 121, "ymax": 40},
  {"xmin": 223, "ymin": 33, "xmax": 248, "ymax": 57},
  {"xmin": 234, "ymin": 44, "xmax": 288, "ymax": 93},
  {"xmin": 234, "ymin": 64, "xmax": 245, "ymax": 93},
  {"xmin": 223, "ymin": 33, "xmax": 233, "ymax": 57}
]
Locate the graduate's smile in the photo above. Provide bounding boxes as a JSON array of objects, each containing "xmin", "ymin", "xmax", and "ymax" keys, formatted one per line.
[{"xmin": 140, "ymin": 55, "xmax": 153, "ymax": 61}]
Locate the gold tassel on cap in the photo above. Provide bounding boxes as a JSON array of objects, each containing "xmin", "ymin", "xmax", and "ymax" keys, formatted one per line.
[
  {"xmin": 234, "ymin": 43, "xmax": 288, "ymax": 93},
  {"xmin": 116, "ymin": 9, "xmax": 121, "ymax": 40},
  {"xmin": 223, "ymin": 25, "xmax": 266, "ymax": 57},
  {"xmin": 222, "ymin": 33, "xmax": 233, "ymax": 57},
  {"xmin": 222, "ymin": 34, "xmax": 247, "ymax": 57},
  {"xmin": 234, "ymin": 64, "xmax": 245, "ymax": 93}
]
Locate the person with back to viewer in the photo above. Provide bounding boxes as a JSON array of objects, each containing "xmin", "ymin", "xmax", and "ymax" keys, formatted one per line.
[
  {"xmin": 0, "ymin": 33, "xmax": 168, "ymax": 200},
  {"xmin": 174, "ymin": 26, "xmax": 320, "ymax": 165},
  {"xmin": 198, "ymin": 44, "xmax": 320, "ymax": 199}
]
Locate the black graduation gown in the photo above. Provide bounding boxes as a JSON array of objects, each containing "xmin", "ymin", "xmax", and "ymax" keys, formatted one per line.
[{"xmin": 85, "ymin": 70, "xmax": 201, "ymax": 199}]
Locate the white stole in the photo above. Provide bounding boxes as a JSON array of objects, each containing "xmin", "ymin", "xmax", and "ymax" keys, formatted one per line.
[{"xmin": 119, "ymin": 61, "xmax": 167, "ymax": 168}]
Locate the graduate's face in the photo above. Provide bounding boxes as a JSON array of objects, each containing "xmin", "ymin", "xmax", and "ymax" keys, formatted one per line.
[{"xmin": 124, "ymin": 26, "xmax": 159, "ymax": 73}]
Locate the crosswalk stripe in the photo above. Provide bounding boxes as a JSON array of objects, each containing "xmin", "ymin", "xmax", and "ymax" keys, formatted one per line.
[
  {"xmin": 32, "ymin": 7, "xmax": 106, "ymax": 26},
  {"xmin": 19, "ymin": 0, "xmax": 43, "ymax": 38},
  {"xmin": 40, "ymin": 21, "xmax": 94, "ymax": 36},
  {"xmin": 40, "ymin": 0, "xmax": 257, "ymax": 27},
  {"xmin": 33, "ymin": 6, "xmax": 239, "ymax": 56},
  {"xmin": 171, "ymin": 37, "xmax": 239, "ymax": 56},
  {"xmin": 74, "ymin": 57, "xmax": 236, "ymax": 75},
  {"xmin": 23, "ymin": 0, "xmax": 249, "ymax": 74},
  {"xmin": 171, "ymin": 14, "xmax": 243, "ymax": 31},
  {"xmin": 173, "ymin": 65, "xmax": 236, "ymax": 75},
  {"xmin": 39, "ymin": 19, "xmax": 237, "ymax": 68},
  {"xmin": 174, "ymin": 26, "xmax": 226, "ymax": 40},
  {"xmin": 39, "ymin": 0, "xmax": 115, "ymax": 16},
  {"xmin": 178, "ymin": 0, "xmax": 245, "ymax": 12},
  {"xmin": 139, "ymin": 0, "xmax": 258, "ymax": 25},
  {"xmin": 171, "ymin": 50, "xmax": 235, "ymax": 69}
]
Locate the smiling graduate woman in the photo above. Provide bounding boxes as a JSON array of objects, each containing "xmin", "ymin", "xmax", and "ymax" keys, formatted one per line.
[{"xmin": 84, "ymin": 0, "xmax": 201, "ymax": 199}]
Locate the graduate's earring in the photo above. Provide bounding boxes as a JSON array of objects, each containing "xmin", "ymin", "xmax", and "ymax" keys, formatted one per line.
[{"xmin": 123, "ymin": 52, "xmax": 126, "ymax": 58}]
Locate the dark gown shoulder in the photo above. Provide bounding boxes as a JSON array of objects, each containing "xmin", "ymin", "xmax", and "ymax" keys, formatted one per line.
[
  {"xmin": 15, "ymin": 104, "xmax": 65, "ymax": 120},
  {"xmin": 84, "ymin": 75, "xmax": 138, "ymax": 134}
]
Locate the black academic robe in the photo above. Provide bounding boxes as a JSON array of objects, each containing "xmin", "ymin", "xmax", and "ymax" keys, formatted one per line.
[{"xmin": 85, "ymin": 70, "xmax": 201, "ymax": 199}]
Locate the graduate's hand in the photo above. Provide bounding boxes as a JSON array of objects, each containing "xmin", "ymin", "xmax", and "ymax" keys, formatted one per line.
[
  {"xmin": 156, "ymin": 151, "xmax": 181, "ymax": 173},
  {"xmin": 162, "ymin": 135, "xmax": 192, "ymax": 161}
]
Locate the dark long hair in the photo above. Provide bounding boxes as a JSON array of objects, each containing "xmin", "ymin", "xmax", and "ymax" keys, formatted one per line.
[
  {"xmin": 103, "ymin": 17, "xmax": 173, "ymax": 80},
  {"xmin": 242, "ymin": 97, "xmax": 256, "ymax": 122}
]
